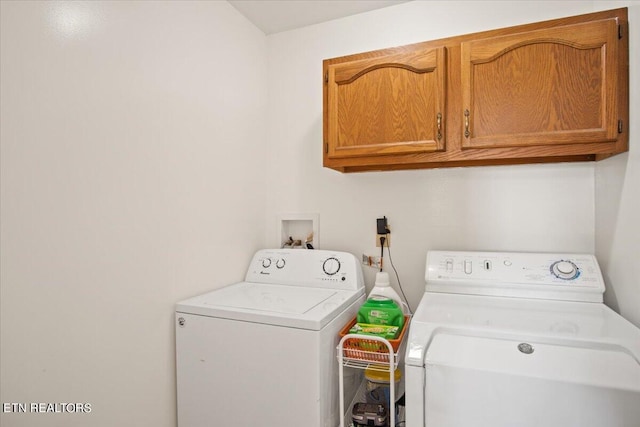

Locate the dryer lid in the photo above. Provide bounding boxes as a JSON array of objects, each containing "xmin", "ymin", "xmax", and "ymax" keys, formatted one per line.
[
  {"xmin": 405, "ymin": 292, "xmax": 640, "ymax": 367},
  {"xmin": 426, "ymin": 333, "xmax": 640, "ymax": 392}
]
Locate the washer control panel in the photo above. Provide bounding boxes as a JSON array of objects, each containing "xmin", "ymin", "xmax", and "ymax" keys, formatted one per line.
[
  {"xmin": 425, "ymin": 251, "xmax": 605, "ymax": 302},
  {"xmin": 245, "ymin": 249, "xmax": 364, "ymax": 291}
]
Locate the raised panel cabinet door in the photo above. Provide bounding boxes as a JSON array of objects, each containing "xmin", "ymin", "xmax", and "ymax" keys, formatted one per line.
[
  {"xmin": 461, "ymin": 18, "xmax": 620, "ymax": 149},
  {"xmin": 325, "ymin": 47, "xmax": 446, "ymax": 159}
]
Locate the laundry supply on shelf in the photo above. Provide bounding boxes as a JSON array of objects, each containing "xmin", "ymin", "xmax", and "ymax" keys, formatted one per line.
[
  {"xmin": 368, "ymin": 271, "xmax": 408, "ymax": 314},
  {"xmin": 351, "ymin": 271, "xmax": 406, "ymax": 339},
  {"xmin": 348, "ymin": 323, "xmax": 400, "ymax": 340},
  {"xmin": 357, "ymin": 298, "xmax": 404, "ymax": 328}
]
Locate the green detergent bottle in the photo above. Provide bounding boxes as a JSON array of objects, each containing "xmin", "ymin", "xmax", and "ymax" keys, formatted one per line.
[{"xmin": 357, "ymin": 297, "xmax": 405, "ymax": 328}]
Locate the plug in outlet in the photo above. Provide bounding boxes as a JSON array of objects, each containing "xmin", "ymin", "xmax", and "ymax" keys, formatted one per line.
[{"xmin": 376, "ymin": 233, "xmax": 390, "ymax": 247}]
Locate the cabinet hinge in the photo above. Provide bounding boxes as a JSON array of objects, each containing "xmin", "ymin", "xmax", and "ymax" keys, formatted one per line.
[
  {"xmin": 324, "ymin": 72, "xmax": 328, "ymax": 83},
  {"xmin": 618, "ymin": 119, "xmax": 623, "ymax": 134}
]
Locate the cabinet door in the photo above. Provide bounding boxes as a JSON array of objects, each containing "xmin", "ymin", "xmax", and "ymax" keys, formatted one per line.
[
  {"xmin": 461, "ymin": 18, "xmax": 619, "ymax": 149},
  {"xmin": 325, "ymin": 47, "xmax": 446, "ymax": 159}
]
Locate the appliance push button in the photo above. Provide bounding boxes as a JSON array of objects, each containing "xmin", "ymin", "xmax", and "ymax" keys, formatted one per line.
[{"xmin": 446, "ymin": 259, "xmax": 453, "ymax": 272}]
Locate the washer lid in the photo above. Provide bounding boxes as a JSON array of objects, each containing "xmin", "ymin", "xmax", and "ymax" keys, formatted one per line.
[
  {"xmin": 176, "ymin": 282, "xmax": 364, "ymax": 330},
  {"xmin": 201, "ymin": 282, "xmax": 337, "ymax": 314},
  {"xmin": 405, "ymin": 292, "xmax": 640, "ymax": 368}
]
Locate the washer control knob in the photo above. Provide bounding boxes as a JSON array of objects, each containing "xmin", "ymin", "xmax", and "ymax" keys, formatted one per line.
[
  {"xmin": 276, "ymin": 258, "xmax": 286, "ymax": 269},
  {"xmin": 261, "ymin": 258, "xmax": 272, "ymax": 268},
  {"xmin": 322, "ymin": 257, "xmax": 341, "ymax": 276},
  {"xmin": 550, "ymin": 260, "xmax": 579, "ymax": 280}
]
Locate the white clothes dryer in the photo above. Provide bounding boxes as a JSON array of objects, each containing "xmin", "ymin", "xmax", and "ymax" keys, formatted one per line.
[
  {"xmin": 176, "ymin": 249, "xmax": 365, "ymax": 427},
  {"xmin": 405, "ymin": 251, "xmax": 640, "ymax": 427}
]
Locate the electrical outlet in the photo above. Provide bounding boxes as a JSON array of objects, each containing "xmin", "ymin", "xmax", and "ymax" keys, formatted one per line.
[{"xmin": 376, "ymin": 233, "xmax": 390, "ymax": 247}]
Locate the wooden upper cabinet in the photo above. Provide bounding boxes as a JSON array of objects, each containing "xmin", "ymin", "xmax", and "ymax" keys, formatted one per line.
[
  {"xmin": 322, "ymin": 8, "xmax": 628, "ymax": 173},
  {"xmin": 324, "ymin": 47, "xmax": 447, "ymax": 160},
  {"xmin": 461, "ymin": 18, "xmax": 619, "ymax": 149}
]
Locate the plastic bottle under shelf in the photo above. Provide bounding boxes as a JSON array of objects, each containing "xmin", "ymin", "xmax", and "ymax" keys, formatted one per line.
[{"xmin": 368, "ymin": 271, "xmax": 408, "ymax": 315}]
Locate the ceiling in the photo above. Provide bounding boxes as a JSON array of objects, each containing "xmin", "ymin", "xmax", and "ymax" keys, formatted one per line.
[{"xmin": 228, "ymin": 0, "xmax": 412, "ymax": 35}]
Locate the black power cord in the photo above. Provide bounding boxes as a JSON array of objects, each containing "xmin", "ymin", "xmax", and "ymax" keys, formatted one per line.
[
  {"xmin": 379, "ymin": 236, "xmax": 386, "ymax": 272},
  {"xmin": 379, "ymin": 234, "xmax": 412, "ymax": 315}
]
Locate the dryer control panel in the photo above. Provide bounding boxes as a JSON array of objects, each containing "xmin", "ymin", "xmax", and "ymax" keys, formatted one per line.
[
  {"xmin": 425, "ymin": 251, "xmax": 605, "ymax": 303},
  {"xmin": 245, "ymin": 249, "xmax": 364, "ymax": 291}
]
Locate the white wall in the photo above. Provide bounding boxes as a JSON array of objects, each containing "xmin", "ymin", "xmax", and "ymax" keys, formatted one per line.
[
  {"xmin": 595, "ymin": 1, "xmax": 640, "ymax": 327},
  {"xmin": 265, "ymin": 1, "xmax": 600, "ymax": 309},
  {"xmin": 1, "ymin": 1, "xmax": 637, "ymax": 427},
  {"xmin": 0, "ymin": 2, "xmax": 266, "ymax": 426}
]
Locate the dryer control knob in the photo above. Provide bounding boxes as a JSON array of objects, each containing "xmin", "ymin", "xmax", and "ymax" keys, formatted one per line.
[
  {"xmin": 261, "ymin": 258, "xmax": 272, "ymax": 268},
  {"xmin": 550, "ymin": 260, "xmax": 579, "ymax": 280}
]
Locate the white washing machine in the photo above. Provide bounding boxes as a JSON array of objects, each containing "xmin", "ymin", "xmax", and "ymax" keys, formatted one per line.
[
  {"xmin": 175, "ymin": 249, "xmax": 365, "ymax": 427},
  {"xmin": 405, "ymin": 251, "xmax": 640, "ymax": 427}
]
